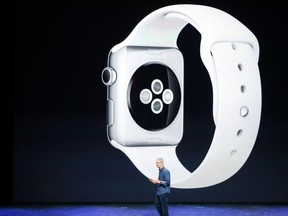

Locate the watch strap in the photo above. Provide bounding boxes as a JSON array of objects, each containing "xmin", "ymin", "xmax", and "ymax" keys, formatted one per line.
[{"xmin": 112, "ymin": 4, "xmax": 261, "ymax": 188}]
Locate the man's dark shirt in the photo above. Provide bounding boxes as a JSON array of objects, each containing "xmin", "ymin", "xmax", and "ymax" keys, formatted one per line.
[{"xmin": 156, "ymin": 166, "xmax": 171, "ymax": 195}]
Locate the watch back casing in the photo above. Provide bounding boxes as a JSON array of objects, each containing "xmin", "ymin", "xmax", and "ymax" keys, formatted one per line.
[{"xmin": 106, "ymin": 46, "xmax": 184, "ymax": 147}]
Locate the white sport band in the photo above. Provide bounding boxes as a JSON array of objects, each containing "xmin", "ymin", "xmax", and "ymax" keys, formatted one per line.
[{"xmin": 111, "ymin": 4, "xmax": 262, "ymax": 188}]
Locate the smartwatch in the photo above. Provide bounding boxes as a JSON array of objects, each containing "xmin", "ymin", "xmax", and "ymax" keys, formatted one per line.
[{"xmin": 101, "ymin": 4, "xmax": 262, "ymax": 188}]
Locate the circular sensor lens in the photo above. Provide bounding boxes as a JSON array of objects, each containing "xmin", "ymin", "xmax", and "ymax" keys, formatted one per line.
[
  {"xmin": 151, "ymin": 98, "xmax": 163, "ymax": 114},
  {"xmin": 139, "ymin": 89, "xmax": 152, "ymax": 104},
  {"xmin": 151, "ymin": 79, "xmax": 163, "ymax": 95},
  {"xmin": 162, "ymin": 89, "xmax": 174, "ymax": 104}
]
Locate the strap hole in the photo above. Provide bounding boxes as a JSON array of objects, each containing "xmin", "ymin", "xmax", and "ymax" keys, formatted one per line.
[
  {"xmin": 240, "ymin": 85, "xmax": 246, "ymax": 93},
  {"xmin": 237, "ymin": 129, "xmax": 243, "ymax": 136},
  {"xmin": 240, "ymin": 106, "xmax": 249, "ymax": 117},
  {"xmin": 231, "ymin": 43, "xmax": 237, "ymax": 50},
  {"xmin": 230, "ymin": 149, "xmax": 237, "ymax": 156},
  {"xmin": 238, "ymin": 63, "xmax": 243, "ymax": 71}
]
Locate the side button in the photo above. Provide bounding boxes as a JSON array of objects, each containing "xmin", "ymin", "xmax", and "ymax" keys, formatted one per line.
[
  {"xmin": 102, "ymin": 67, "xmax": 117, "ymax": 86},
  {"xmin": 107, "ymin": 99, "xmax": 114, "ymax": 126}
]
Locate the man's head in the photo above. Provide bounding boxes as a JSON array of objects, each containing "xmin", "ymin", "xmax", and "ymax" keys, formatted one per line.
[{"xmin": 156, "ymin": 157, "xmax": 164, "ymax": 169}]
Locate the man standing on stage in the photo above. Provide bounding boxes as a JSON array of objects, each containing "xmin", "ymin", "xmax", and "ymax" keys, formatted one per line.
[{"xmin": 149, "ymin": 157, "xmax": 171, "ymax": 216}]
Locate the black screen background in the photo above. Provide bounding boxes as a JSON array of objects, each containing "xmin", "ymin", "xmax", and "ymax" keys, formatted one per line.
[{"xmin": 6, "ymin": 0, "xmax": 288, "ymax": 203}]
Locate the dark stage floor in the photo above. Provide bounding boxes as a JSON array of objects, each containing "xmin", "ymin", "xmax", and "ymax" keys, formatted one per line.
[{"xmin": 0, "ymin": 203, "xmax": 287, "ymax": 216}]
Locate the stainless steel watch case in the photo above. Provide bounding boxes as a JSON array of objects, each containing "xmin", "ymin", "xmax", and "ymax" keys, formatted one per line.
[{"xmin": 102, "ymin": 46, "xmax": 184, "ymax": 147}]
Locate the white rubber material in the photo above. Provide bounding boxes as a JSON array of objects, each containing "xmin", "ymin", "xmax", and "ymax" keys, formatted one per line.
[{"xmin": 111, "ymin": 4, "xmax": 261, "ymax": 188}]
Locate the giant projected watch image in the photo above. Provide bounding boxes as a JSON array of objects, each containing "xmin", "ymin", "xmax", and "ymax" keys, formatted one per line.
[{"xmin": 101, "ymin": 4, "xmax": 262, "ymax": 188}]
